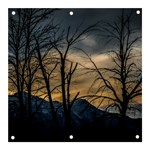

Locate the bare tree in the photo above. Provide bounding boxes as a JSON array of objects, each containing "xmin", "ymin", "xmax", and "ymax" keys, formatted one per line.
[
  {"xmin": 9, "ymin": 9, "xmax": 57, "ymax": 122},
  {"xmin": 82, "ymin": 10, "xmax": 142, "ymax": 118},
  {"xmin": 51, "ymin": 22, "xmax": 99, "ymax": 129},
  {"xmin": 34, "ymin": 38, "xmax": 59, "ymax": 127}
]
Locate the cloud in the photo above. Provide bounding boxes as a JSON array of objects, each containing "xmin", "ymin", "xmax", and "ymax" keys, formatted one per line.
[
  {"xmin": 9, "ymin": 49, "xmax": 142, "ymax": 108},
  {"xmin": 81, "ymin": 35, "xmax": 97, "ymax": 48}
]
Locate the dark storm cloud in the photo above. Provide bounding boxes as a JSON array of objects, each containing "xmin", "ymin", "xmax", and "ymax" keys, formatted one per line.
[
  {"xmin": 9, "ymin": 8, "xmax": 141, "ymax": 54},
  {"xmin": 53, "ymin": 8, "xmax": 142, "ymax": 53}
]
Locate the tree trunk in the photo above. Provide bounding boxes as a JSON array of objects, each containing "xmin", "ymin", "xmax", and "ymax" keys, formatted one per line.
[{"xmin": 121, "ymin": 100, "xmax": 128, "ymax": 118}]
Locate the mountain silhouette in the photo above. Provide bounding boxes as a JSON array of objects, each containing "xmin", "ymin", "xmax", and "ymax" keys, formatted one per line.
[{"xmin": 9, "ymin": 93, "xmax": 142, "ymax": 142}]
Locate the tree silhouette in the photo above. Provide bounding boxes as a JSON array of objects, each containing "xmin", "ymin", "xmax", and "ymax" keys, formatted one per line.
[
  {"xmin": 34, "ymin": 36, "xmax": 59, "ymax": 127},
  {"xmin": 9, "ymin": 8, "xmax": 100, "ymax": 131},
  {"xmin": 52, "ymin": 22, "xmax": 99, "ymax": 130},
  {"xmin": 9, "ymin": 9, "xmax": 142, "ymax": 141},
  {"xmin": 82, "ymin": 10, "xmax": 142, "ymax": 118},
  {"xmin": 9, "ymin": 9, "xmax": 58, "ymax": 123}
]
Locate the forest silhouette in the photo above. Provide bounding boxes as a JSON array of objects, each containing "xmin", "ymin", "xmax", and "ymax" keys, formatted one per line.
[{"xmin": 9, "ymin": 9, "xmax": 142, "ymax": 142}]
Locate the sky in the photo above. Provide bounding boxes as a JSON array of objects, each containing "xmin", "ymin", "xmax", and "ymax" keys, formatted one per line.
[
  {"xmin": 48, "ymin": 9, "xmax": 142, "ymax": 106},
  {"xmin": 53, "ymin": 8, "xmax": 142, "ymax": 54},
  {"xmin": 8, "ymin": 8, "xmax": 142, "ymax": 107}
]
